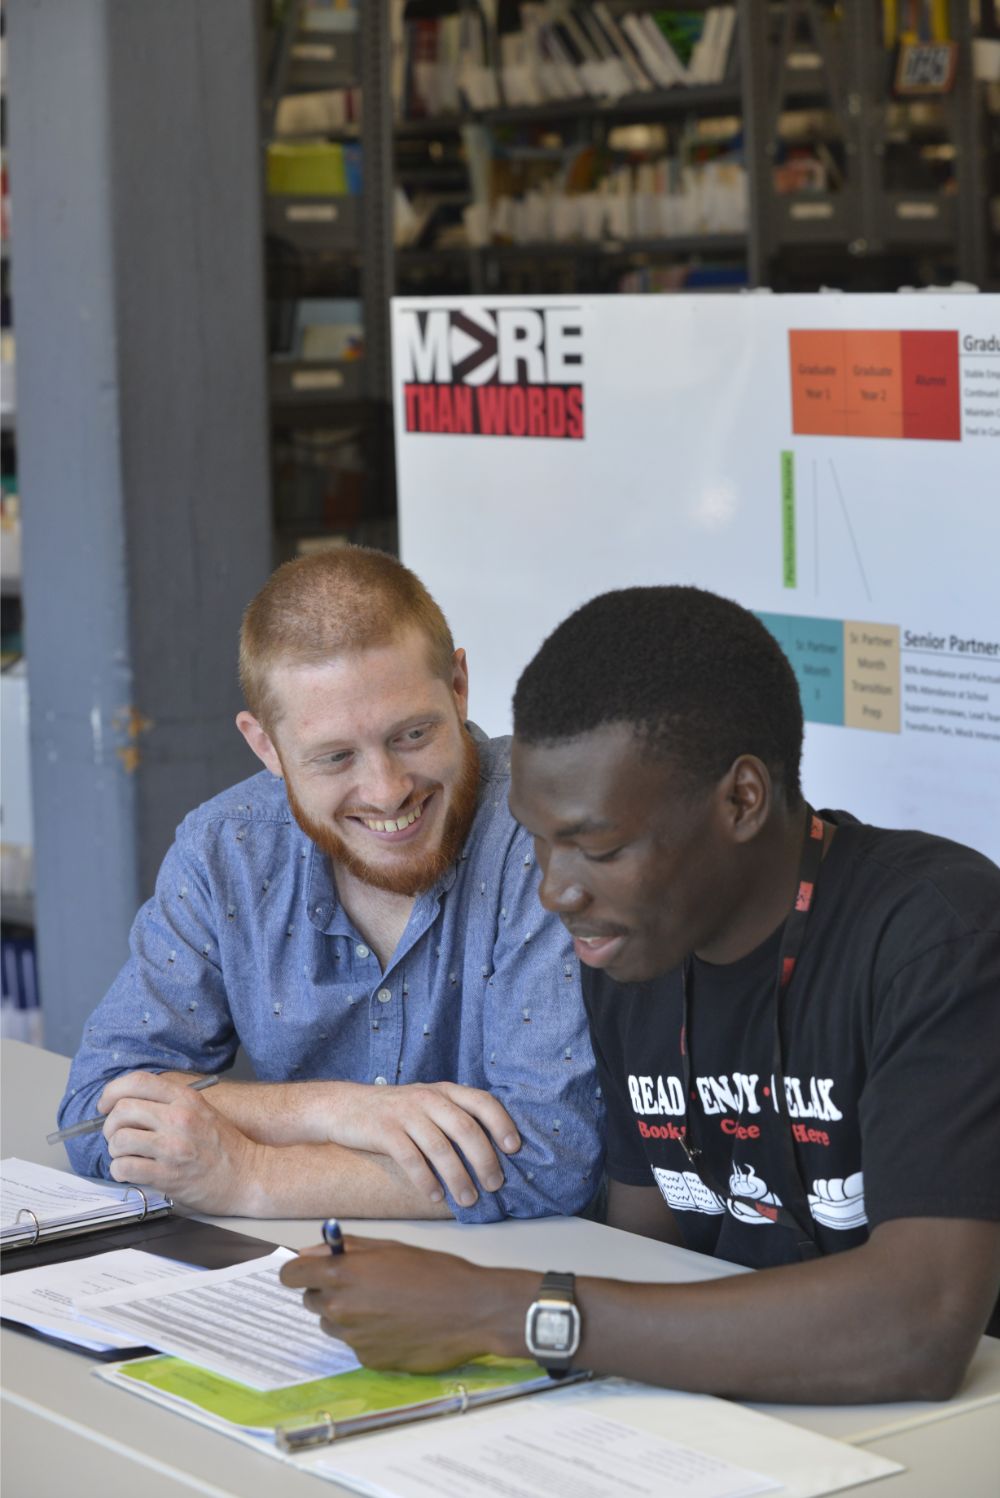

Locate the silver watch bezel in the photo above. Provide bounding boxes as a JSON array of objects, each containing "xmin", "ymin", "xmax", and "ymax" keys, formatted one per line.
[{"xmin": 524, "ymin": 1295, "xmax": 582, "ymax": 1363}]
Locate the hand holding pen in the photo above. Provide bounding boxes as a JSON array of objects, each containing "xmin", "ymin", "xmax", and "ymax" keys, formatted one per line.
[{"xmin": 46, "ymin": 1074, "xmax": 220, "ymax": 1144}]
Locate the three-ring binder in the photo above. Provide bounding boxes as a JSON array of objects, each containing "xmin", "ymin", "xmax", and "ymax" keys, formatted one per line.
[
  {"xmin": 123, "ymin": 1185, "xmax": 149, "ymax": 1221},
  {"xmin": 14, "ymin": 1208, "xmax": 40, "ymax": 1246},
  {"xmin": 275, "ymin": 1378, "xmax": 481, "ymax": 1450},
  {"xmin": 1, "ymin": 1160, "xmax": 173, "ymax": 1256}
]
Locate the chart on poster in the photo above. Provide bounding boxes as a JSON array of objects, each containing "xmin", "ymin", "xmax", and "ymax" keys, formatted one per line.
[{"xmin": 393, "ymin": 292, "xmax": 1000, "ymax": 862}]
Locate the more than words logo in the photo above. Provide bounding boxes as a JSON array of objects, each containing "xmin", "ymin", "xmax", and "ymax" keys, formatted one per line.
[{"xmin": 397, "ymin": 306, "xmax": 585, "ymax": 439}]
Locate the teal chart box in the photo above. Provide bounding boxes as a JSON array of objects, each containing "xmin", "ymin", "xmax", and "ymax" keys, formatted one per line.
[{"xmin": 757, "ymin": 612, "xmax": 845, "ymax": 727}]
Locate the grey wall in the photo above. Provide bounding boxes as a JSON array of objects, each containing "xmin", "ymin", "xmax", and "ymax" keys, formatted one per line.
[{"xmin": 7, "ymin": 0, "xmax": 273, "ymax": 1054}]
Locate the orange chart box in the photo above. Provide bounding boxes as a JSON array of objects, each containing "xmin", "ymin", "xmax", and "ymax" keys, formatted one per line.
[
  {"xmin": 789, "ymin": 329, "xmax": 959, "ymax": 440},
  {"xmin": 789, "ymin": 330, "xmax": 846, "ymax": 436},
  {"xmin": 843, "ymin": 330, "xmax": 903, "ymax": 439}
]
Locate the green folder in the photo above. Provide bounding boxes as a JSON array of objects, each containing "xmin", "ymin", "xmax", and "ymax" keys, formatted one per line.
[{"xmin": 106, "ymin": 1351, "xmax": 567, "ymax": 1449}]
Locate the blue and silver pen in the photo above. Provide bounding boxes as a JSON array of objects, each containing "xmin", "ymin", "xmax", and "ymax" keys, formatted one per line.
[{"xmin": 322, "ymin": 1217, "xmax": 344, "ymax": 1256}]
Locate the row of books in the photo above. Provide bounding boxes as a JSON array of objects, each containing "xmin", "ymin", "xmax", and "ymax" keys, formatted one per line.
[
  {"xmin": 616, "ymin": 261, "xmax": 749, "ymax": 292},
  {"xmin": 459, "ymin": 155, "xmax": 748, "ymax": 248},
  {"xmin": 266, "ymin": 141, "xmax": 363, "ymax": 197},
  {"xmin": 298, "ymin": 0, "xmax": 359, "ymax": 34},
  {"xmin": 270, "ymin": 299, "xmax": 363, "ymax": 362},
  {"xmin": 394, "ymin": 3, "xmax": 738, "ymax": 119},
  {"xmin": 395, "ymin": 5, "xmax": 497, "ymax": 116},
  {"xmin": 497, "ymin": 4, "xmax": 739, "ymax": 104},
  {"xmin": 274, "ymin": 86, "xmax": 362, "ymax": 138}
]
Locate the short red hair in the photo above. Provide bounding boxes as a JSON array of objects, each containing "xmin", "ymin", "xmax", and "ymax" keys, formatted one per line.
[{"xmin": 239, "ymin": 546, "xmax": 455, "ymax": 730}]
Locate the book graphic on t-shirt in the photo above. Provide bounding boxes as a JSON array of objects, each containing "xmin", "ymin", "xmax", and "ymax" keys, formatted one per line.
[
  {"xmin": 651, "ymin": 1166, "xmax": 725, "ymax": 1215},
  {"xmin": 807, "ymin": 1172, "xmax": 867, "ymax": 1230},
  {"xmin": 652, "ymin": 1162, "xmax": 783, "ymax": 1225}
]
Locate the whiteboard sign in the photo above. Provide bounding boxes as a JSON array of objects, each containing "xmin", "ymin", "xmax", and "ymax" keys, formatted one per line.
[{"xmin": 393, "ymin": 294, "xmax": 1000, "ymax": 862}]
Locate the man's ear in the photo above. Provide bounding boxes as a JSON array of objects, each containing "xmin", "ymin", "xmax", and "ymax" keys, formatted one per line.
[
  {"xmin": 722, "ymin": 755, "xmax": 771, "ymax": 844},
  {"xmin": 451, "ymin": 647, "xmax": 470, "ymax": 719},
  {"xmin": 236, "ymin": 711, "xmax": 283, "ymax": 778}
]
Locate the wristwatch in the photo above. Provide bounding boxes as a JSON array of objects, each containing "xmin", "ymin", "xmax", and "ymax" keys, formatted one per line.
[{"xmin": 524, "ymin": 1270, "xmax": 581, "ymax": 1377}]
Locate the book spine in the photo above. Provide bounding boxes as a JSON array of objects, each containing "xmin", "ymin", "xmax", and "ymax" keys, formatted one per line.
[
  {"xmin": 639, "ymin": 14, "xmax": 687, "ymax": 86},
  {"xmin": 592, "ymin": 5, "xmax": 654, "ymax": 92}
]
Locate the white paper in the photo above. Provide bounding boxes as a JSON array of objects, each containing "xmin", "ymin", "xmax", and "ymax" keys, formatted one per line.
[
  {"xmin": 0, "ymin": 1157, "xmax": 170, "ymax": 1243},
  {"xmin": 317, "ymin": 1404, "xmax": 781, "ymax": 1498},
  {"xmin": 316, "ymin": 1379, "xmax": 903, "ymax": 1498},
  {"xmin": 76, "ymin": 1246, "xmax": 361, "ymax": 1390},
  {"xmin": 0, "ymin": 1247, "xmax": 197, "ymax": 1350}
]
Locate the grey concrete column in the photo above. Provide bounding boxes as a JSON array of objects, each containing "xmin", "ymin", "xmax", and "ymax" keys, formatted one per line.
[{"xmin": 6, "ymin": 0, "xmax": 272, "ymax": 1054}]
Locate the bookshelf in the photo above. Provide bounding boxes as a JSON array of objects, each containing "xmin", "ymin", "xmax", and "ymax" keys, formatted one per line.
[
  {"xmin": 391, "ymin": 2, "xmax": 996, "ymax": 293},
  {"xmin": 261, "ymin": 0, "xmax": 999, "ymax": 546},
  {"xmin": 263, "ymin": 0, "xmax": 396, "ymax": 558}
]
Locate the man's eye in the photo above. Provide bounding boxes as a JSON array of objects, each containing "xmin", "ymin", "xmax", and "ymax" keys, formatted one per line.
[
  {"xmin": 322, "ymin": 751, "xmax": 351, "ymax": 766},
  {"xmin": 583, "ymin": 847, "xmax": 623, "ymax": 864},
  {"xmin": 398, "ymin": 727, "xmax": 429, "ymax": 745}
]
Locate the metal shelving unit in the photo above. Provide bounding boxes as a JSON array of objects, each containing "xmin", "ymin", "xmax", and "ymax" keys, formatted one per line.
[
  {"xmin": 260, "ymin": 0, "xmax": 998, "ymax": 549},
  {"xmin": 263, "ymin": 0, "xmax": 396, "ymax": 555}
]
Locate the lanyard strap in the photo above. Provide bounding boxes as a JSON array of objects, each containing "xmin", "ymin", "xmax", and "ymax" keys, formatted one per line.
[{"xmin": 679, "ymin": 808, "xmax": 827, "ymax": 1259}]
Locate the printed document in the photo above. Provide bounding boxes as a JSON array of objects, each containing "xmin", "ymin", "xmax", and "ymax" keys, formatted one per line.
[
  {"xmin": 318, "ymin": 1404, "xmax": 781, "ymax": 1498},
  {"xmin": 76, "ymin": 1246, "xmax": 361, "ymax": 1389},
  {"xmin": 0, "ymin": 1247, "xmax": 197, "ymax": 1351},
  {"xmin": 315, "ymin": 1380, "xmax": 904, "ymax": 1498}
]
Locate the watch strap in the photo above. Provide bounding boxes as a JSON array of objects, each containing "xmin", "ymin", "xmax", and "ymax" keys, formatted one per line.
[{"xmin": 540, "ymin": 1270, "xmax": 575, "ymax": 1300}]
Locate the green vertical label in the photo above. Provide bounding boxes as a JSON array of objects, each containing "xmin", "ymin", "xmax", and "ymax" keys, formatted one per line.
[{"xmin": 781, "ymin": 451, "xmax": 796, "ymax": 588}]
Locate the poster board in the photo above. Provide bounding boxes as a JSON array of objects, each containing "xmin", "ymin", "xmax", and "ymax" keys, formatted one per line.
[{"xmin": 392, "ymin": 293, "xmax": 1000, "ymax": 863}]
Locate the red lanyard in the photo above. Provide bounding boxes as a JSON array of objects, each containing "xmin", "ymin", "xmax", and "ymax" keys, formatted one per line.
[{"xmin": 678, "ymin": 809, "xmax": 827, "ymax": 1259}]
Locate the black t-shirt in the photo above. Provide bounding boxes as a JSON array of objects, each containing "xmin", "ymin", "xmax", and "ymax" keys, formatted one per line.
[{"xmin": 583, "ymin": 813, "xmax": 1000, "ymax": 1271}]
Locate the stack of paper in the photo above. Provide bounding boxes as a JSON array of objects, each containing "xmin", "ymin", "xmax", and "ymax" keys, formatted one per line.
[
  {"xmin": 1, "ymin": 1158, "xmax": 171, "ymax": 1251},
  {"xmin": 0, "ymin": 1248, "xmax": 197, "ymax": 1351}
]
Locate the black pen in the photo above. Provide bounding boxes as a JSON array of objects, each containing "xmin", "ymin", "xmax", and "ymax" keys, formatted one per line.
[{"xmin": 322, "ymin": 1217, "xmax": 344, "ymax": 1255}]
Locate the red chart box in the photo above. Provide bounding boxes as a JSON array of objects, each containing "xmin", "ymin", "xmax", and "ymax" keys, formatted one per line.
[
  {"xmin": 790, "ymin": 329, "xmax": 961, "ymax": 441},
  {"xmin": 900, "ymin": 330, "xmax": 961, "ymax": 441}
]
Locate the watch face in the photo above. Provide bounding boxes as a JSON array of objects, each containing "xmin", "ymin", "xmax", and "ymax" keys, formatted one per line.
[{"xmin": 532, "ymin": 1307, "xmax": 572, "ymax": 1351}]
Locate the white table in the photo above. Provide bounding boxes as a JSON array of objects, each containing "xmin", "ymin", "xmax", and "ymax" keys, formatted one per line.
[{"xmin": 3, "ymin": 1039, "xmax": 998, "ymax": 1497}]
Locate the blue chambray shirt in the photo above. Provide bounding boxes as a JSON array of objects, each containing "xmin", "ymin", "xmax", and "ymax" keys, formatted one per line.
[{"xmin": 58, "ymin": 730, "xmax": 605, "ymax": 1221}]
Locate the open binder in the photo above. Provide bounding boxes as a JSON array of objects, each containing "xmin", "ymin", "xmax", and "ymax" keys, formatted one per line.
[
  {"xmin": 1, "ymin": 1158, "xmax": 172, "ymax": 1256},
  {"xmin": 98, "ymin": 1351, "xmax": 584, "ymax": 1460}
]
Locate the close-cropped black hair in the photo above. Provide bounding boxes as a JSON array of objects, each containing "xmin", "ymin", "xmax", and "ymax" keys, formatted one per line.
[{"xmin": 513, "ymin": 586, "xmax": 804, "ymax": 802}]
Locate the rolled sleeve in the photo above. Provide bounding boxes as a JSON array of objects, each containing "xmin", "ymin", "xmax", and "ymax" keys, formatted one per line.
[
  {"xmin": 450, "ymin": 837, "xmax": 605, "ymax": 1223},
  {"xmin": 57, "ymin": 833, "xmax": 239, "ymax": 1177}
]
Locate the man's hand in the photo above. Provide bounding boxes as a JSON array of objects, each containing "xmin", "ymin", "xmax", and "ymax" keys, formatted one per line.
[
  {"xmin": 312, "ymin": 1081, "xmax": 522, "ymax": 1209},
  {"xmin": 98, "ymin": 1071, "xmax": 263, "ymax": 1215},
  {"xmin": 158, "ymin": 1074, "xmax": 520, "ymax": 1210},
  {"xmin": 279, "ymin": 1236, "xmax": 528, "ymax": 1372}
]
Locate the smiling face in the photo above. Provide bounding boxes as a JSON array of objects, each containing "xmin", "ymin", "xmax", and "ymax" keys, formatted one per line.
[
  {"xmin": 238, "ymin": 628, "xmax": 479, "ymax": 897},
  {"xmin": 509, "ymin": 724, "xmax": 746, "ymax": 983}
]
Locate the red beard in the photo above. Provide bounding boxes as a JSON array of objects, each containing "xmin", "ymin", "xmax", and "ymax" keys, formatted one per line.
[{"xmin": 283, "ymin": 730, "xmax": 481, "ymax": 897}]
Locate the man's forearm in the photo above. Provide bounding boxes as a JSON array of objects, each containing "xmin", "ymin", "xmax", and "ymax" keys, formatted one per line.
[
  {"xmin": 171, "ymin": 1075, "xmax": 342, "ymax": 1146},
  {"xmin": 234, "ymin": 1141, "xmax": 455, "ymax": 1221},
  {"xmin": 476, "ymin": 1218, "xmax": 999, "ymax": 1404}
]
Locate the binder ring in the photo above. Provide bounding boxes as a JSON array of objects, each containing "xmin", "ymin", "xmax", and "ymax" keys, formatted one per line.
[
  {"xmin": 455, "ymin": 1382, "xmax": 469, "ymax": 1414},
  {"xmin": 275, "ymin": 1411, "xmax": 335, "ymax": 1453},
  {"xmin": 15, "ymin": 1208, "xmax": 40, "ymax": 1245},
  {"xmin": 122, "ymin": 1185, "xmax": 149, "ymax": 1221}
]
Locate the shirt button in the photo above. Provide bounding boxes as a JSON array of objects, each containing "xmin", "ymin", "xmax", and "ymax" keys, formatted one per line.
[
  {"xmin": 377, "ymin": 988, "xmax": 392, "ymax": 1004},
  {"xmin": 355, "ymin": 944, "xmax": 370, "ymax": 958},
  {"xmin": 374, "ymin": 1075, "xmax": 388, "ymax": 1086}
]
